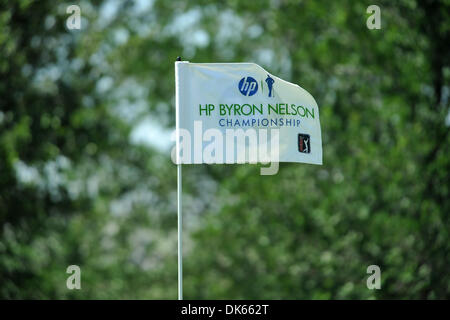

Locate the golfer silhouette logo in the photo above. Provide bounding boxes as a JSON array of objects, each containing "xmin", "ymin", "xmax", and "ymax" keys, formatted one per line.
[
  {"xmin": 298, "ymin": 134, "xmax": 311, "ymax": 153},
  {"xmin": 265, "ymin": 74, "xmax": 275, "ymax": 97}
]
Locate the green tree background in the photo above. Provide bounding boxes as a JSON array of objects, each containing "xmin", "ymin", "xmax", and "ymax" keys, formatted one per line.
[{"xmin": 0, "ymin": 0, "xmax": 449, "ymax": 299}]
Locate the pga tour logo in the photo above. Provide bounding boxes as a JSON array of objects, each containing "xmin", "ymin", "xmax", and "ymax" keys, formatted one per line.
[{"xmin": 298, "ymin": 134, "xmax": 310, "ymax": 153}]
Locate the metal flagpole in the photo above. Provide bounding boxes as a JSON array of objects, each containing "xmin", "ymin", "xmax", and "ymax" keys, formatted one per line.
[
  {"xmin": 176, "ymin": 56, "xmax": 183, "ymax": 300},
  {"xmin": 177, "ymin": 163, "xmax": 182, "ymax": 300}
]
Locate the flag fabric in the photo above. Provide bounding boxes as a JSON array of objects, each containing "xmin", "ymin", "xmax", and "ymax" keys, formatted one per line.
[{"xmin": 175, "ymin": 61, "xmax": 322, "ymax": 165}]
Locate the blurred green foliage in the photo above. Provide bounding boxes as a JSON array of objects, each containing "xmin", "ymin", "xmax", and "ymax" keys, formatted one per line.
[{"xmin": 0, "ymin": 0, "xmax": 449, "ymax": 299}]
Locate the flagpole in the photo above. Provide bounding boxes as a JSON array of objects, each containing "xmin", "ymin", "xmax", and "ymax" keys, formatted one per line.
[
  {"xmin": 175, "ymin": 56, "xmax": 183, "ymax": 300},
  {"xmin": 177, "ymin": 162, "xmax": 183, "ymax": 300}
]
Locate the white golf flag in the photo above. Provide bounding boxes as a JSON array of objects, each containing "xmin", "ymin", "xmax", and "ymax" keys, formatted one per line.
[{"xmin": 175, "ymin": 61, "xmax": 322, "ymax": 165}]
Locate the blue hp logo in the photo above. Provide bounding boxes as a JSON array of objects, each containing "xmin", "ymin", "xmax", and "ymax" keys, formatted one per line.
[{"xmin": 238, "ymin": 76, "xmax": 258, "ymax": 96}]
